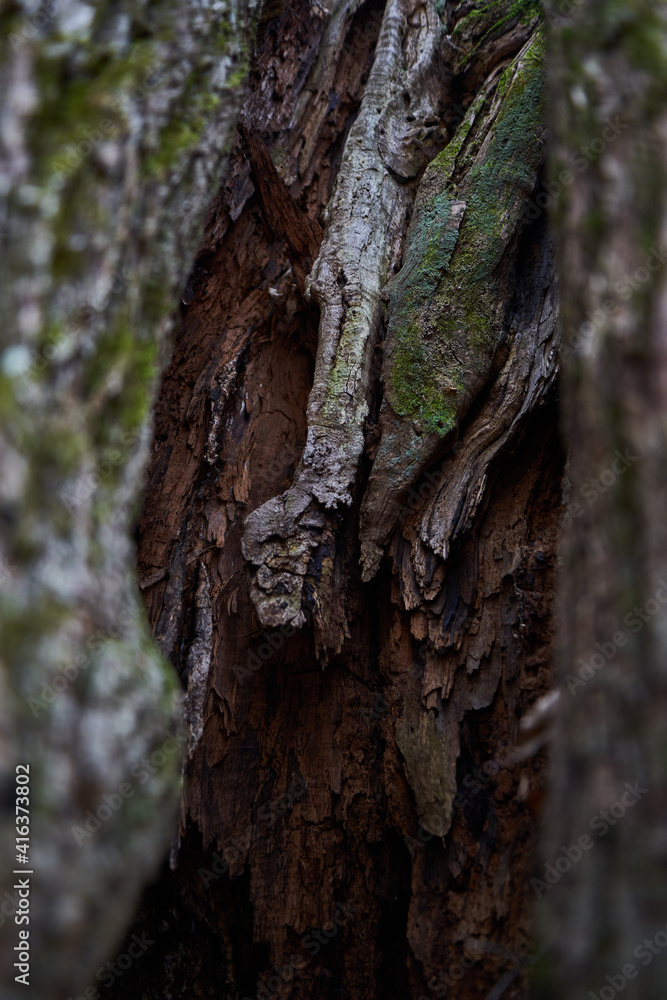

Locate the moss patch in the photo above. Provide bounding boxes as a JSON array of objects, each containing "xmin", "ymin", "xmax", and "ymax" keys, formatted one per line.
[
  {"xmin": 386, "ymin": 34, "xmax": 545, "ymax": 436},
  {"xmin": 451, "ymin": 0, "xmax": 542, "ymax": 68}
]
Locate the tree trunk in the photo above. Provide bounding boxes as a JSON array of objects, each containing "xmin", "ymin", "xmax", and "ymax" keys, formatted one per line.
[
  {"xmin": 540, "ymin": 2, "xmax": 667, "ymax": 997},
  {"xmin": 0, "ymin": 2, "xmax": 254, "ymax": 997},
  {"xmin": 129, "ymin": 2, "xmax": 563, "ymax": 998}
]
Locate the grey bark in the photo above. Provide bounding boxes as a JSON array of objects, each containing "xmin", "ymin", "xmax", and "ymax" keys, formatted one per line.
[
  {"xmin": 243, "ymin": 0, "xmax": 445, "ymax": 655},
  {"xmin": 541, "ymin": 2, "xmax": 667, "ymax": 998},
  {"xmin": 0, "ymin": 2, "xmax": 254, "ymax": 997}
]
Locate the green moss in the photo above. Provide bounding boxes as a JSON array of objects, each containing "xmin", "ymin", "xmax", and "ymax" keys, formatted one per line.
[
  {"xmin": 0, "ymin": 597, "xmax": 70, "ymax": 669},
  {"xmin": 144, "ymin": 114, "xmax": 205, "ymax": 175},
  {"xmin": 225, "ymin": 64, "xmax": 247, "ymax": 91},
  {"xmin": 387, "ymin": 34, "xmax": 544, "ymax": 436},
  {"xmin": 143, "ymin": 52, "xmax": 246, "ymax": 178},
  {"xmin": 452, "ymin": 0, "xmax": 542, "ymax": 37},
  {"xmin": 20, "ymin": 422, "xmax": 88, "ymax": 487},
  {"xmin": 0, "ymin": 373, "xmax": 17, "ymax": 421},
  {"xmin": 28, "ymin": 37, "xmax": 161, "ymax": 187},
  {"xmin": 387, "ymin": 187, "xmax": 465, "ymax": 433},
  {"xmin": 0, "ymin": 3, "xmax": 248, "ymax": 977},
  {"xmin": 84, "ymin": 315, "xmax": 157, "ymax": 440},
  {"xmin": 322, "ymin": 302, "xmax": 377, "ymax": 421},
  {"xmin": 434, "ymin": 90, "xmax": 487, "ymax": 182},
  {"xmin": 452, "ymin": 0, "xmax": 542, "ymax": 68},
  {"xmin": 141, "ymin": 270, "xmax": 175, "ymax": 326},
  {"xmin": 49, "ymin": 191, "xmax": 111, "ymax": 283},
  {"xmin": 391, "ymin": 323, "xmax": 461, "ymax": 435}
]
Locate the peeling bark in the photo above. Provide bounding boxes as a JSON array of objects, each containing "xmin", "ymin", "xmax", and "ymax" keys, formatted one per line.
[
  {"xmin": 243, "ymin": 0, "xmax": 444, "ymax": 654},
  {"xmin": 360, "ymin": 29, "xmax": 556, "ymax": 580},
  {"xmin": 128, "ymin": 2, "xmax": 563, "ymax": 998}
]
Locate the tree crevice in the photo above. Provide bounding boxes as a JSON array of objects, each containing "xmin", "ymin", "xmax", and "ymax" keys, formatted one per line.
[{"xmin": 130, "ymin": 2, "xmax": 564, "ymax": 998}]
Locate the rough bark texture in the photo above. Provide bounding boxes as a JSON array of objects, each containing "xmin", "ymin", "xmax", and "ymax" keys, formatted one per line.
[
  {"xmin": 0, "ymin": 2, "xmax": 254, "ymax": 997},
  {"xmin": 130, "ymin": 2, "xmax": 564, "ymax": 998},
  {"xmin": 540, "ymin": 2, "xmax": 667, "ymax": 997}
]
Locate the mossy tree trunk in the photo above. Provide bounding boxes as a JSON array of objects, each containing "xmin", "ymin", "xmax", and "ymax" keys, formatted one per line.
[
  {"xmin": 128, "ymin": 2, "xmax": 563, "ymax": 998},
  {"xmin": 540, "ymin": 2, "xmax": 667, "ymax": 997},
  {"xmin": 0, "ymin": 2, "xmax": 255, "ymax": 998}
]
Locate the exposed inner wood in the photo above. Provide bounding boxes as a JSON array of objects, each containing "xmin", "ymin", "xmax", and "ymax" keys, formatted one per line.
[{"xmin": 132, "ymin": 2, "xmax": 563, "ymax": 997}]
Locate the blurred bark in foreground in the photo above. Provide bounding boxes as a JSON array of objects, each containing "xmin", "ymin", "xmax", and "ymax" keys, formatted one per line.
[
  {"xmin": 541, "ymin": 1, "xmax": 667, "ymax": 997},
  {"xmin": 0, "ymin": 2, "xmax": 254, "ymax": 997}
]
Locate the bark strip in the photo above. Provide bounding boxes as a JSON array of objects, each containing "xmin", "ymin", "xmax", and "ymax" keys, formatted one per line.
[{"xmin": 242, "ymin": 0, "xmax": 444, "ymax": 653}]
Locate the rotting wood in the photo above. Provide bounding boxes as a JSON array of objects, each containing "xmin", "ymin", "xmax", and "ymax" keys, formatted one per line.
[{"xmin": 129, "ymin": 3, "xmax": 564, "ymax": 998}]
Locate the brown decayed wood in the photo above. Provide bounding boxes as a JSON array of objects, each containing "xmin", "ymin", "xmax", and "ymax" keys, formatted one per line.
[{"xmin": 127, "ymin": 3, "xmax": 563, "ymax": 998}]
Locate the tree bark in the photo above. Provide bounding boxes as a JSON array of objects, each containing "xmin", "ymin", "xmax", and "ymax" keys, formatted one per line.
[
  {"xmin": 540, "ymin": 2, "xmax": 667, "ymax": 997},
  {"xmin": 130, "ymin": 2, "xmax": 563, "ymax": 998},
  {"xmin": 0, "ymin": 2, "xmax": 254, "ymax": 997}
]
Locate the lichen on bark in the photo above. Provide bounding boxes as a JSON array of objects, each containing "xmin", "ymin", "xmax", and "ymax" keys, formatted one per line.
[
  {"xmin": 120, "ymin": 2, "xmax": 563, "ymax": 996},
  {"xmin": 360, "ymin": 28, "xmax": 548, "ymax": 580},
  {"xmin": 243, "ymin": 0, "xmax": 445, "ymax": 654},
  {"xmin": 0, "ymin": 1, "xmax": 255, "ymax": 995}
]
